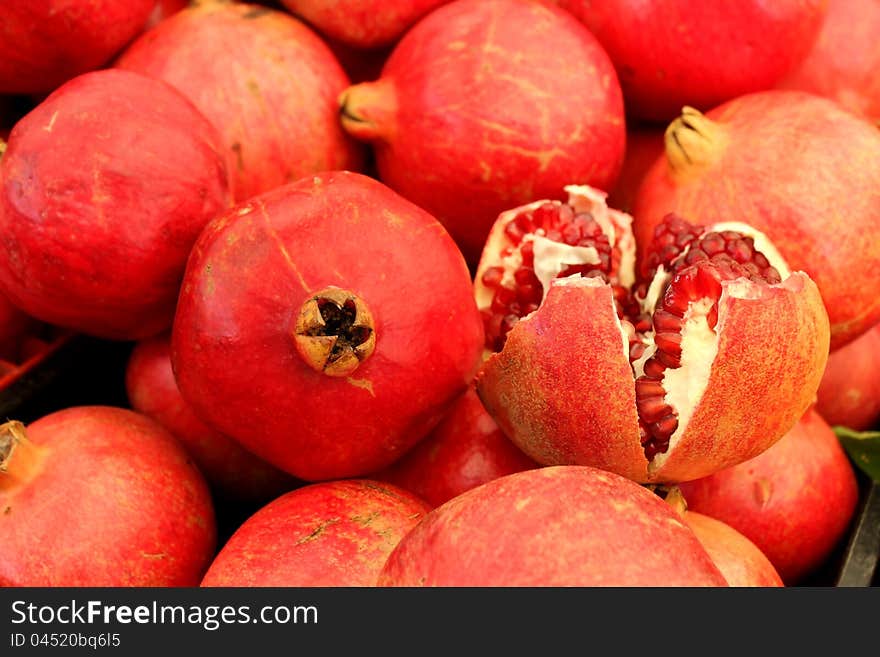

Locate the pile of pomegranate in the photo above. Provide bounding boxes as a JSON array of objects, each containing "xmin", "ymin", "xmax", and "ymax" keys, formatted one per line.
[{"xmin": 0, "ymin": 0, "xmax": 877, "ymax": 589}]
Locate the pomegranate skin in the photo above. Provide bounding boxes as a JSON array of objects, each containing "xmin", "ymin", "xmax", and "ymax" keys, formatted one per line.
[
  {"xmin": 374, "ymin": 386, "xmax": 538, "ymax": 508},
  {"xmin": 0, "ymin": 0, "xmax": 155, "ymax": 94},
  {"xmin": 172, "ymin": 171, "xmax": 484, "ymax": 482},
  {"xmin": 116, "ymin": 2, "xmax": 363, "ymax": 202},
  {"xmin": 201, "ymin": 480, "xmax": 430, "ymax": 587},
  {"xmin": 378, "ymin": 466, "xmax": 728, "ymax": 586},
  {"xmin": 339, "ymin": 0, "xmax": 625, "ymax": 265},
  {"xmin": 777, "ymin": 0, "xmax": 880, "ymax": 123},
  {"xmin": 0, "ymin": 406, "xmax": 216, "ymax": 587},
  {"xmin": 679, "ymin": 407, "xmax": 860, "ymax": 585},
  {"xmin": 280, "ymin": 0, "xmax": 453, "ymax": 49},
  {"xmin": 557, "ymin": 0, "xmax": 827, "ymax": 122},
  {"xmin": 815, "ymin": 322, "xmax": 880, "ymax": 431},
  {"xmin": 146, "ymin": 0, "xmax": 191, "ymax": 29},
  {"xmin": 633, "ymin": 91, "xmax": 880, "ymax": 350},
  {"xmin": 0, "ymin": 291, "xmax": 33, "ymax": 362},
  {"xmin": 0, "ymin": 69, "xmax": 231, "ymax": 341},
  {"xmin": 607, "ymin": 125, "xmax": 665, "ymax": 215},
  {"xmin": 125, "ymin": 334, "xmax": 298, "ymax": 504}
]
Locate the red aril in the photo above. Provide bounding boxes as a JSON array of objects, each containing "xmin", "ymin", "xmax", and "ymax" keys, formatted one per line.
[
  {"xmin": 0, "ymin": 406, "xmax": 216, "ymax": 586},
  {"xmin": 679, "ymin": 407, "xmax": 860, "ymax": 585},
  {"xmin": 633, "ymin": 92, "xmax": 880, "ymax": 350},
  {"xmin": 475, "ymin": 185, "xmax": 829, "ymax": 483},
  {"xmin": 556, "ymin": 0, "xmax": 827, "ymax": 122},
  {"xmin": 339, "ymin": 0, "xmax": 625, "ymax": 265},
  {"xmin": 126, "ymin": 334, "xmax": 298, "ymax": 504},
  {"xmin": 378, "ymin": 466, "xmax": 728, "ymax": 586},
  {"xmin": 116, "ymin": 2, "xmax": 363, "ymax": 202},
  {"xmin": 201, "ymin": 480, "xmax": 430, "ymax": 586},
  {"xmin": 172, "ymin": 171, "xmax": 484, "ymax": 482},
  {"xmin": 0, "ymin": 0, "xmax": 155, "ymax": 94},
  {"xmin": 0, "ymin": 69, "xmax": 231, "ymax": 341},
  {"xmin": 374, "ymin": 386, "xmax": 538, "ymax": 508},
  {"xmin": 815, "ymin": 323, "xmax": 880, "ymax": 431}
]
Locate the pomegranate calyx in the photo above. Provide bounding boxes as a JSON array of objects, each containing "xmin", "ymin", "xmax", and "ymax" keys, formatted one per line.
[
  {"xmin": 0, "ymin": 420, "xmax": 27, "ymax": 472},
  {"xmin": 339, "ymin": 80, "xmax": 398, "ymax": 142},
  {"xmin": 293, "ymin": 286, "xmax": 376, "ymax": 377},
  {"xmin": 665, "ymin": 107, "xmax": 728, "ymax": 177}
]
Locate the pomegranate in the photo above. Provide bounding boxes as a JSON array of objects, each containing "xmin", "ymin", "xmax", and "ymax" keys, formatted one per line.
[
  {"xmin": 374, "ymin": 386, "xmax": 538, "ymax": 508},
  {"xmin": 607, "ymin": 125, "xmax": 665, "ymax": 215},
  {"xmin": 339, "ymin": 0, "xmax": 625, "ymax": 265},
  {"xmin": 0, "ymin": 69, "xmax": 230, "ymax": 341},
  {"xmin": 126, "ymin": 334, "xmax": 298, "ymax": 504},
  {"xmin": 280, "ymin": 0, "xmax": 453, "ymax": 49},
  {"xmin": 172, "ymin": 171, "xmax": 484, "ymax": 481},
  {"xmin": 633, "ymin": 92, "xmax": 880, "ymax": 350},
  {"xmin": 0, "ymin": 291, "xmax": 34, "ymax": 363},
  {"xmin": 777, "ymin": 0, "xmax": 880, "ymax": 124},
  {"xmin": 378, "ymin": 465, "xmax": 728, "ymax": 586},
  {"xmin": 679, "ymin": 407, "xmax": 860, "ymax": 585},
  {"xmin": 556, "ymin": 0, "xmax": 827, "ymax": 122},
  {"xmin": 815, "ymin": 323, "xmax": 880, "ymax": 431},
  {"xmin": 116, "ymin": 1, "xmax": 363, "ymax": 202},
  {"xmin": 475, "ymin": 185, "xmax": 829, "ymax": 483},
  {"xmin": 0, "ymin": 406, "xmax": 216, "ymax": 586},
  {"xmin": 0, "ymin": 0, "xmax": 155, "ymax": 94},
  {"xmin": 201, "ymin": 480, "xmax": 430, "ymax": 586}
]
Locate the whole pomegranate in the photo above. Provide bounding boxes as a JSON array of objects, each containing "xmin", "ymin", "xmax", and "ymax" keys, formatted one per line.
[
  {"xmin": 0, "ymin": 0, "xmax": 155, "ymax": 94},
  {"xmin": 0, "ymin": 69, "xmax": 231, "ymax": 341},
  {"xmin": 339, "ymin": 0, "xmax": 625, "ymax": 265},
  {"xmin": 633, "ymin": 91, "xmax": 880, "ymax": 350},
  {"xmin": 374, "ymin": 386, "xmax": 538, "ymax": 507},
  {"xmin": 475, "ymin": 185, "xmax": 829, "ymax": 483},
  {"xmin": 201, "ymin": 480, "xmax": 430, "ymax": 586},
  {"xmin": 679, "ymin": 407, "xmax": 860, "ymax": 585},
  {"xmin": 125, "ymin": 334, "xmax": 298, "ymax": 504},
  {"xmin": 172, "ymin": 171, "xmax": 484, "ymax": 481},
  {"xmin": 378, "ymin": 466, "xmax": 728, "ymax": 586},
  {"xmin": 116, "ymin": 1, "xmax": 363, "ymax": 202},
  {"xmin": 815, "ymin": 322, "xmax": 880, "ymax": 431},
  {"xmin": 777, "ymin": 0, "xmax": 880, "ymax": 123},
  {"xmin": 556, "ymin": 0, "xmax": 827, "ymax": 122},
  {"xmin": 0, "ymin": 406, "xmax": 216, "ymax": 586}
]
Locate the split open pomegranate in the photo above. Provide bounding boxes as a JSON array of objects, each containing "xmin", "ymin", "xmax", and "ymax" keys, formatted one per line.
[{"xmin": 475, "ymin": 186, "xmax": 829, "ymax": 483}]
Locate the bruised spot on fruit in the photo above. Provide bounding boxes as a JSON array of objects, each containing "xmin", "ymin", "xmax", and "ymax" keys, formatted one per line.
[{"xmin": 753, "ymin": 478, "xmax": 773, "ymax": 508}]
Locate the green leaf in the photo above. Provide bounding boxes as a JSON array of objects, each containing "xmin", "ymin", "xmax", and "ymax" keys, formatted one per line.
[{"xmin": 835, "ymin": 427, "xmax": 880, "ymax": 483}]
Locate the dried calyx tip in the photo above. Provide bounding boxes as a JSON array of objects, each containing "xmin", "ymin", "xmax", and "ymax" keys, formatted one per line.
[
  {"xmin": 0, "ymin": 420, "xmax": 27, "ymax": 471},
  {"xmin": 665, "ymin": 106, "xmax": 726, "ymax": 175}
]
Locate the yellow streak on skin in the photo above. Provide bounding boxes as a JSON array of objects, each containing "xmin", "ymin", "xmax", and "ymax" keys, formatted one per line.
[
  {"xmin": 345, "ymin": 378, "xmax": 375, "ymax": 396},
  {"xmin": 44, "ymin": 111, "xmax": 59, "ymax": 133},
  {"xmin": 258, "ymin": 199, "xmax": 309, "ymax": 293}
]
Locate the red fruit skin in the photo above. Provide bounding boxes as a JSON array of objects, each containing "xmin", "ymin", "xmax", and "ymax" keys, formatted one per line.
[
  {"xmin": 0, "ymin": 291, "xmax": 34, "ymax": 363},
  {"xmin": 679, "ymin": 407, "xmax": 860, "ymax": 585},
  {"xmin": 146, "ymin": 0, "xmax": 191, "ymax": 29},
  {"xmin": 777, "ymin": 0, "xmax": 880, "ymax": 124},
  {"xmin": 0, "ymin": 406, "xmax": 216, "ymax": 586},
  {"xmin": 125, "ymin": 334, "xmax": 298, "ymax": 504},
  {"xmin": 606, "ymin": 125, "xmax": 665, "ymax": 215},
  {"xmin": 633, "ymin": 91, "xmax": 880, "ymax": 350},
  {"xmin": 378, "ymin": 466, "xmax": 728, "ymax": 586},
  {"xmin": 557, "ymin": 0, "xmax": 827, "ymax": 123},
  {"xmin": 0, "ymin": 69, "xmax": 231, "ymax": 341},
  {"xmin": 340, "ymin": 0, "xmax": 625, "ymax": 265},
  {"xmin": 172, "ymin": 171, "xmax": 485, "ymax": 482},
  {"xmin": 0, "ymin": 0, "xmax": 155, "ymax": 94},
  {"xmin": 683, "ymin": 512, "xmax": 784, "ymax": 587},
  {"xmin": 374, "ymin": 386, "xmax": 538, "ymax": 508},
  {"xmin": 816, "ymin": 322, "xmax": 880, "ymax": 431},
  {"xmin": 116, "ymin": 2, "xmax": 363, "ymax": 202},
  {"xmin": 201, "ymin": 480, "xmax": 430, "ymax": 586},
  {"xmin": 281, "ymin": 0, "xmax": 452, "ymax": 49}
]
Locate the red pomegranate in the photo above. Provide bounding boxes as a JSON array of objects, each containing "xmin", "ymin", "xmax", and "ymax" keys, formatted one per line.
[
  {"xmin": 815, "ymin": 322, "xmax": 880, "ymax": 431},
  {"xmin": 126, "ymin": 334, "xmax": 298, "ymax": 504},
  {"xmin": 280, "ymin": 0, "xmax": 452, "ymax": 49},
  {"xmin": 607, "ymin": 125, "xmax": 665, "ymax": 214},
  {"xmin": 116, "ymin": 2, "xmax": 363, "ymax": 202},
  {"xmin": 556, "ymin": 0, "xmax": 827, "ymax": 122},
  {"xmin": 0, "ymin": 406, "xmax": 216, "ymax": 586},
  {"xmin": 201, "ymin": 480, "xmax": 430, "ymax": 586},
  {"xmin": 0, "ymin": 291, "xmax": 34, "ymax": 363},
  {"xmin": 172, "ymin": 171, "xmax": 484, "ymax": 482},
  {"xmin": 0, "ymin": 0, "xmax": 155, "ymax": 94},
  {"xmin": 679, "ymin": 407, "xmax": 860, "ymax": 585},
  {"xmin": 378, "ymin": 466, "xmax": 728, "ymax": 586},
  {"xmin": 777, "ymin": 0, "xmax": 880, "ymax": 124},
  {"xmin": 633, "ymin": 91, "xmax": 880, "ymax": 350},
  {"xmin": 339, "ymin": 0, "xmax": 625, "ymax": 265},
  {"xmin": 374, "ymin": 386, "xmax": 538, "ymax": 508},
  {"xmin": 475, "ymin": 185, "xmax": 829, "ymax": 483},
  {"xmin": 0, "ymin": 69, "xmax": 231, "ymax": 341}
]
